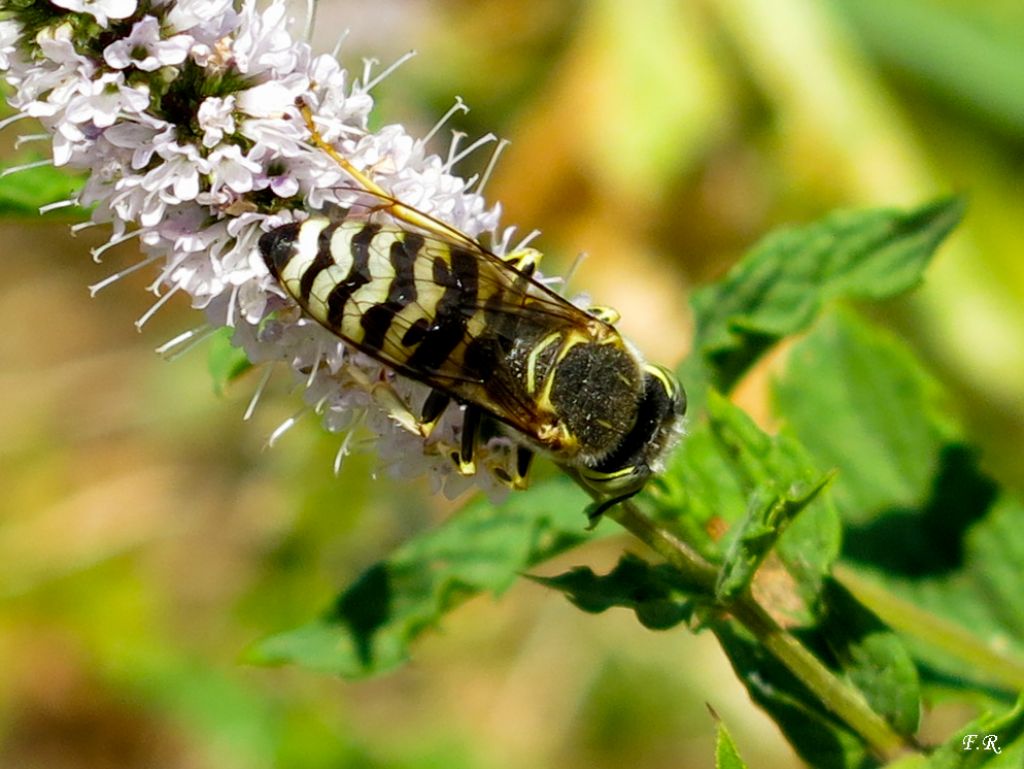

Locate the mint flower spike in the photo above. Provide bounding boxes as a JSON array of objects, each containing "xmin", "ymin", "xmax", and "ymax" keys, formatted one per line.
[{"xmin": 0, "ymin": 0, "xmax": 527, "ymax": 498}]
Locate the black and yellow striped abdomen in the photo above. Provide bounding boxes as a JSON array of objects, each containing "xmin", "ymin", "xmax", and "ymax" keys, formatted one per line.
[
  {"xmin": 263, "ymin": 219, "xmax": 456, "ymax": 366},
  {"xmin": 263, "ymin": 218, "xmax": 583, "ymax": 443}
]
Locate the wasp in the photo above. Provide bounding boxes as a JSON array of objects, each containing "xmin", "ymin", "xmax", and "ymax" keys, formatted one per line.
[{"xmin": 258, "ymin": 107, "xmax": 685, "ymax": 499}]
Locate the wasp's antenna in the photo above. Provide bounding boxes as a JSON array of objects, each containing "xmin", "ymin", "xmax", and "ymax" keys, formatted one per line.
[{"xmin": 585, "ymin": 490, "xmax": 641, "ymax": 528}]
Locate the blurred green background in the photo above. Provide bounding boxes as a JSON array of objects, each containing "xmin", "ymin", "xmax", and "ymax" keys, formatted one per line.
[{"xmin": 1, "ymin": 0, "xmax": 1022, "ymax": 766}]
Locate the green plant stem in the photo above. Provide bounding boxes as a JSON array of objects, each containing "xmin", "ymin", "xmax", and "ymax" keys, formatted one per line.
[
  {"xmin": 606, "ymin": 499, "xmax": 916, "ymax": 763},
  {"xmin": 837, "ymin": 563, "xmax": 1024, "ymax": 691}
]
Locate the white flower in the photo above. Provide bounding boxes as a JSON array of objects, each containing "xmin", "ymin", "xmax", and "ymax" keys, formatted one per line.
[
  {"xmin": 64, "ymin": 72, "xmax": 150, "ymax": 129},
  {"xmin": 0, "ymin": 0, "xmax": 512, "ymax": 497},
  {"xmin": 51, "ymin": 0, "xmax": 137, "ymax": 27},
  {"xmin": 166, "ymin": 0, "xmax": 236, "ymax": 37},
  {"xmin": 103, "ymin": 121, "xmax": 171, "ymax": 168},
  {"xmin": 197, "ymin": 95, "xmax": 236, "ymax": 147},
  {"xmin": 204, "ymin": 144, "xmax": 262, "ymax": 196},
  {"xmin": 231, "ymin": 0, "xmax": 299, "ymax": 76},
  {"xmin": 237, "ymin": 74, "xmax": 310, "ymax": 118},
  {"xmin": 103, "ymin": 16, "xmax": 192, "ymax": 71},
  {"xmin": 0, "ymin": 20, "xmax": 20, "ymax": 70},
  {"xmin": 143, "ymin": 140, "xmax": 202, "ymax": 202}
]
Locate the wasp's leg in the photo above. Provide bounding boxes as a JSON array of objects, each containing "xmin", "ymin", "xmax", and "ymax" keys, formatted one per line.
[
  {"xmin": 300, "ymin": 105, "xmax": 479, "ymax": 249},
  {"xmin": 370, "ymin": 384, "xmax": 422, "ymax": 435},
  {"xmin": 502, "ymin": 247, "xmax": 543, "ymax": 276},
  {"xmin": 419, "ymin": 390, "xmax": 450, "ymax": 436},
  {"xmin": 300, "ymin": 104, "xmax": 389, "ymax": 200},
  {"xmin": 516, "ymin": 446, "xmax": 534, "ymax": 482},
  {"xmin": 587, "ymin": 305, "xmax": 621, "ymax": 325},
  {"xmin": 370, "ymin": 382, "xmax": 449, "ymax": 441},
  {"xmin": 452, "ymin": 404, "xmax": 482, "ymax": 476},
  {"xmin": 585, "ymin": 489, "xmax": 641, "ymax": 528},
  {"xmin": 503, "ymin": 445, "xmax": 534, "ymax": 489},
  {"xmin": 492, "ymin": 446, "xmax": 532, "ymax": 489}
]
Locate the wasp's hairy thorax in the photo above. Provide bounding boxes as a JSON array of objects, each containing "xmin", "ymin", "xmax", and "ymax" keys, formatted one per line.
[{"xmin": 546, "ymin": 340, "xmax": 642, "ymax": 460}]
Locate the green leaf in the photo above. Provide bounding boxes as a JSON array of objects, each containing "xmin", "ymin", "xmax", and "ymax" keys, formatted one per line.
[
  {"xmin": 0, "ymin": 163, "xmax": 86, "ymax": 218},
  {"xmin": 817, "ymin": 579, "xmax": 921, "ymax": 737},
  {"xmin": 713, "ymin": 622, "xmax": 872, "ymax": 769},
  {"xmin": 660, "ymin": 379, "xmax": 919, "ymax": 743},
  {"xmin": 207, "ymin": 328, "xmax": 254, "ymax": 395},
  {"xmin": 925, "ymin": 694, "xmax": 1024, "ymax": 769},
  {"xmin": 715, "ymin": 720, "xmax": 750, "ymax": 769},
  {"xmin": 654, "ymin": 389, "xmax": 840, "ymax": 611},
  {"xmin": 651, "ymin": 424, "xmax": 749, "ymax": 557},
  {"xmin": 247, "ymin": 478, "xmax": 592, "ymax": 678},
  {"xmin": 704, "ymin": 391, "xmax": 836, "ymax": 602},
  {"xmin": 775, "ymin": 309, "xmax": 1024, "ymax": 693},
  {"xmin": 774, "ymin": 306, "xmax": 959, "ymax": 526},
  {"xmin": 836, "ymin": 0, "xmax": 1024, "ymax": 138},
  {"xmin": 684, "ymin": 197, "xmax": 964, "ymax": 398},
  {"xmin": 530, "ymin": 553, "xmax": 696, "ymax": 630}
]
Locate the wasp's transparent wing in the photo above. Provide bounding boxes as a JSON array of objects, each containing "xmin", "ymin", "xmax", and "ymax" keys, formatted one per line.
[{"xmin": 269, "ymin": 219, "xmax": 611, "ymax": 444}]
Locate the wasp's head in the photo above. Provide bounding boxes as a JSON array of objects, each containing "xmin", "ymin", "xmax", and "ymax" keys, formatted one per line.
[{"xmin": 576, "ymin": 363, "xmax": 685, "ymax": 497}]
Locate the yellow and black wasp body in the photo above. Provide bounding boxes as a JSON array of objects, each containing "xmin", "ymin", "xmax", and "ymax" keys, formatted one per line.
[
  {"xmin": 258, "ymin": 105, "xmax": 683, "ymax": 497},
  {"xmin": 259, "ymin": 212, "xmax": 684, "ymax": 497}
]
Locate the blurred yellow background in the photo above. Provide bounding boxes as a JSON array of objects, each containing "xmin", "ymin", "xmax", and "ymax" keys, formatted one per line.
[{"xmin": 2, "ymin": 0, "xmax": 1022, "ymax": 766}]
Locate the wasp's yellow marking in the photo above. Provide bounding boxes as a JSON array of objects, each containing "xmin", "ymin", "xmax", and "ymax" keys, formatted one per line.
[{"xmin": 525, "ymin": 331, "xmax": 563, "ymax": 395}]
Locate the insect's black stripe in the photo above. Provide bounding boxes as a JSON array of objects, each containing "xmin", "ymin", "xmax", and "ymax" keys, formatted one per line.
[
  {"xmin": 259, "ymin": 223, "xmax": 301, "ymax": 279},
  {"xmin": 299, "ymin": 222, "xmax": 340, "ymax": 303},
  {"xmin": 463, "ymin": 338, "xmax": 497, "ymax": 382},
  {"xmin": 401, "ymin": 317, "xmax": 430, "ymax": 347},
  {"xmin": 484, "ymin": 291, "xmax": 516, "ymax": 356},
  {"xmin": 360, "ymin": 232, "xmax": 424, "ymax": 351},
  {"xmin": 407, "ymin": 247, "xmax": 478, "ymax": 371},
  {"xmin": 326, "ymin": 223, "xmax": 379, "ymax": 330}
]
